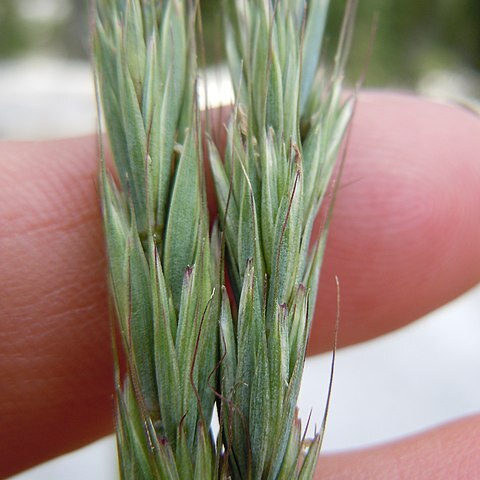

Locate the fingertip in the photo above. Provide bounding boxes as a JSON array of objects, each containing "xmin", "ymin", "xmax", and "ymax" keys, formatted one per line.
[{"xmin": 309, "ymin": 92, "xmax": 480, "ymax": 352}]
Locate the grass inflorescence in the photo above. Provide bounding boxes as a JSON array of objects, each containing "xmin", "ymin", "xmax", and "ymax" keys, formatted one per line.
[{"xmin": 93, "ymin": 0, "xmax": 355, "ymax": 478}]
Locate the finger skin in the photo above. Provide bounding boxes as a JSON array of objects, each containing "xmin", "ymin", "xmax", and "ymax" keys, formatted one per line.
[
  {"xmin": 0, "ymin": 93, "xmax": 479, "ymax": 475},
  {"xmin": 0, "ymin": 137, "xmax": 112, "ymax": 477},
  {"xmin": 309, "ymin": 92, "xmax": 480, "ymax": 352},
  {"xmin": 317, "ymin": 414, "xmax": 480, "ymax": 479}
]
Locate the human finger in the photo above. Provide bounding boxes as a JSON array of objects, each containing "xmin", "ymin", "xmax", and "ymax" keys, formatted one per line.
[
  {"xmin": 0, "ymin": 137, "xmax": 112, "ymax": 478},
  {"xmin": 317, "ymin": 414, "xmax": 480, "ymax": 479},
  {"xmin": 308, "ymin": 92, "xmax": 480, "ymax": 353}
]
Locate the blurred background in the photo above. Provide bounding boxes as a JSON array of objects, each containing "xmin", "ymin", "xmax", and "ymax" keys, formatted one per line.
[
  {"xmin": 2, "ymin": 0, "xmax": 479, "ymax": 478},
  {"xmin": 1, "ymin": 0, "xmax": 480, "ymax": 139}
]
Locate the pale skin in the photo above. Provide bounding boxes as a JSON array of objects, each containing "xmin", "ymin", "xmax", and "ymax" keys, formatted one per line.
[{"xmin": 0, "ymin": 92, "xmax": 479, "ymax": 479}]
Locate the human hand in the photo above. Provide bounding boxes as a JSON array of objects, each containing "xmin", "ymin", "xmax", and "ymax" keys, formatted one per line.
[{"xmin": 1, "ymin": 92, "xmax": 479, "ymax": 479}]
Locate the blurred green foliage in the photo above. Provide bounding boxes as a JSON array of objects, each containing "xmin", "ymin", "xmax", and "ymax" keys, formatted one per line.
[
  {"xmin": 327, "ymin": 0, "xmax": 480, "ymax": 86},
  {"xmin": 0, "ymin": 0, "xmax": 88, "ymax": 59},
  {"xmin": 0, "ymin": 0, "xmax": 30, "ymax": 56},
  {"xmin": 1, "ymin": 0, "xmax": 478, "ymax": 87}
]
